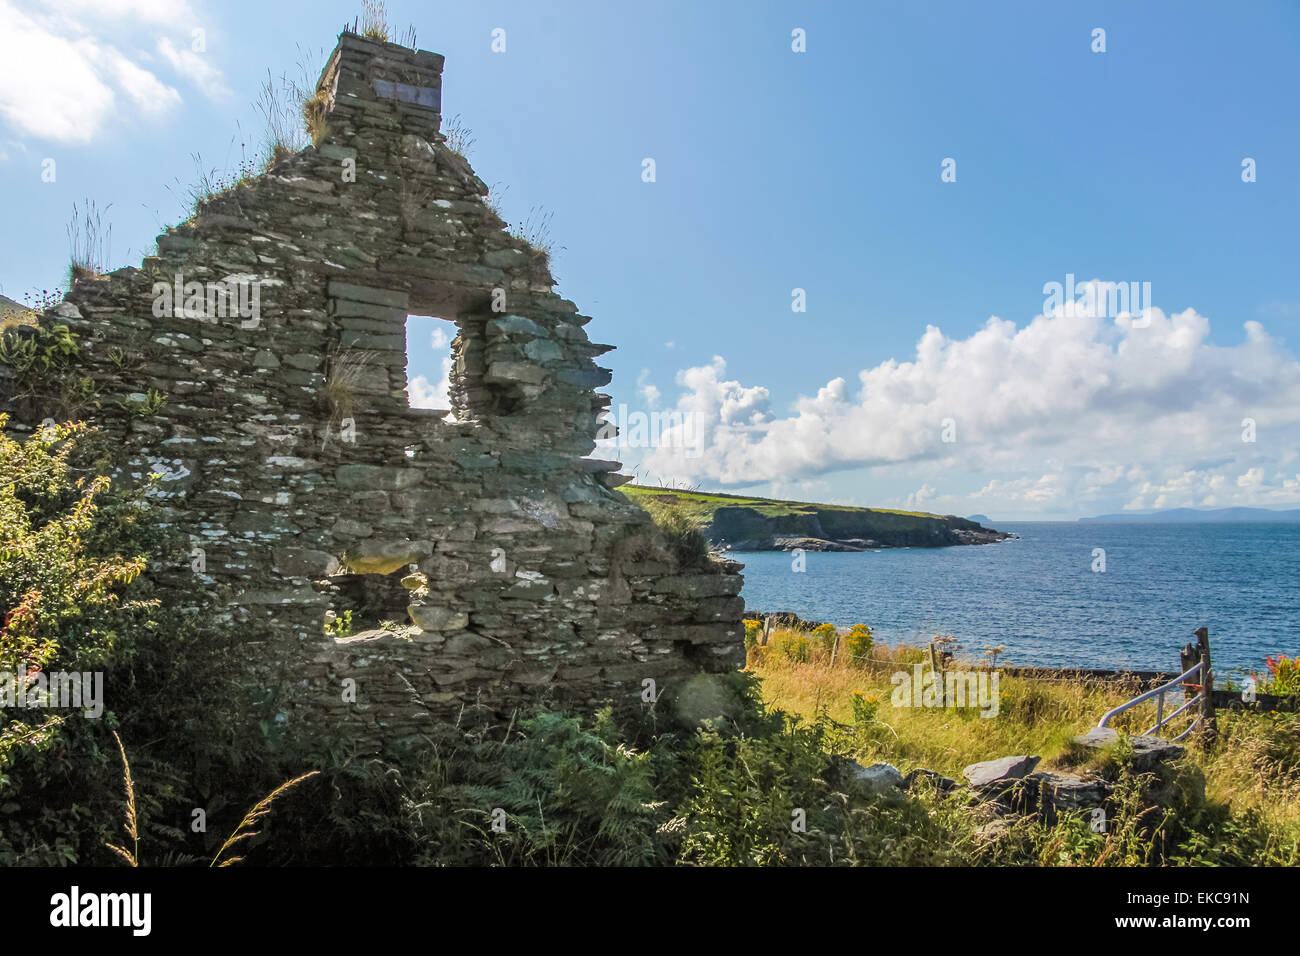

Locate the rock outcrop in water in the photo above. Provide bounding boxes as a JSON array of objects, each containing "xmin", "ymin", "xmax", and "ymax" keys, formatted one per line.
[{"xmin": 715, "ymin": 508, "xmax": 1010, "ymax": 551}]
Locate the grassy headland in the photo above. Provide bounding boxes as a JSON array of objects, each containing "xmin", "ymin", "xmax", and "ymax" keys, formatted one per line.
[{"xmin": 621, "ymin": 485, "xmax": 1008, "ymax": 550}]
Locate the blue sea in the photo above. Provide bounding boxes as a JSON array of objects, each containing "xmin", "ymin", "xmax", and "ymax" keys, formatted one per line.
[{"xmin": 735, "ymin": 522, "xmax": 1300, "ymax": 675}]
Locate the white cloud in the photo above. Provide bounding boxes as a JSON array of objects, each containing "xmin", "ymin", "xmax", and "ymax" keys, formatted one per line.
[
  {"xmin": 636, "ymin": 368, "xmax": 660, "ymax": 408},
  {"xmin": 409, "ymin": 351, "xmax": 454, "ymax": 413},
  {"xmin": 0, "ymin": 7, "xmax": 118, "ymax": 142},
  {"xmin": 157, "ymin": 36, "xmax": 229, "ymax": 101},
  {"xmin": 902, "ymin": 483, "xmax": 938, "ymax": 511},
  {"xmin": 408, "ymin": 319, "xmax": 455, "ymax": 412},
  {"xmin": 43, "ymin": 0, "xmax": 198, "ymax": 26},
  {"xmin": 0, "ymin": 0, "xmax": 220, "ymax": 143},
  {"xmin": 642, "ymin": 282, "xmax": 1300, "ymax": 515},
  {"xmin": 677, "ymin": 355, "xmax": 771, "ymax": 427},
  {"xmin": 95, "ymin": 44, "xmax": 182, "ymax": 114},
  {"xmin": 408, "ymin": 373, "xmax": 451, "ymax": 411}
]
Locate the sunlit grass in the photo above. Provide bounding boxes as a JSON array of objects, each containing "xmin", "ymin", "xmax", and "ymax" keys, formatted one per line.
[
  {"xmin": 620, "ymin": 485, "xmax": 941, "ymax": 522},
  {"xmin": 754, "ymin": 651, "xmax": 1135, "ymax": 776},
  {"xmin": 752, "ymin": 631, "xmax": 1300, "ymax": 852}
]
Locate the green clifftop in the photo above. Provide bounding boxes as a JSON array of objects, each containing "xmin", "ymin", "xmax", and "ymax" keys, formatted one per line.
[{"xmin": 620, "ymin": 486, "xmax": 1011, "ymax": 551}]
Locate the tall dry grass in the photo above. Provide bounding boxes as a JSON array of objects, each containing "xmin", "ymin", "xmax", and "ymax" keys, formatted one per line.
[{"xmin": 752, "ymin": 629, "xmax": 1300, "ymax": 852}]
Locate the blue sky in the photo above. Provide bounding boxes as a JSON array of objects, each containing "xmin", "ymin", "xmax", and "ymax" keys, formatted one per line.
[{"xmin": 2, "ymin": 0, "xmax": 1298, "ymax": 520}]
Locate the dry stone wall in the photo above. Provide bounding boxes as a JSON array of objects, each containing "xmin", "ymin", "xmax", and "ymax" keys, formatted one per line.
[{"xmin": 0, "ymin": 33, "xmax": 744, "ymax": 755}]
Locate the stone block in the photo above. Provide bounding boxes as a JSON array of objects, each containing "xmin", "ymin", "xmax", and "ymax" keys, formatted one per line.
[
  {"xmin": 408, "ymin": 605, "xmax": 470, "ymax": 632},
  {"xmin": 963, "ymin": 755, "xmax": 1041, "ymax": 787}
]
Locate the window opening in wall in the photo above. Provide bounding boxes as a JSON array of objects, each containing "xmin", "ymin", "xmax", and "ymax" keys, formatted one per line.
[
  {"xmin": 323, "ymin": 564, "xmax": 422, "ymax": 641},
  {"xmin": 405, "ymin": 314, "xmax": 457, "ymax": 421}
]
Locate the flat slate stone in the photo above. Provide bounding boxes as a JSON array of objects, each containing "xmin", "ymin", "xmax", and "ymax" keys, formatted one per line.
[
  {"xmin": 1072, "ymin": 726, "xmax": 1185, "ymax": 771},
  {"xmin": 327, "ymin": 279, "xmax": 410, "ymax": 309},
  {"xmin": 407, "ymin": 605, "xmax": 469, "ymax": 632},
  {"xmin": 963, "ymin": 754, "xmax": 1041, "ymax": 786}
]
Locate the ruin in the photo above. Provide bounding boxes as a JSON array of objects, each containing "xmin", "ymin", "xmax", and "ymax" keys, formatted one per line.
[{"xmin": 0, "ymin": 33, "xmax": 745, "ymax": 754}]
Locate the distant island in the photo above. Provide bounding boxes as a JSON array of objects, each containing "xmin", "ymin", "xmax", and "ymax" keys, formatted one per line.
[
  {"xmin": 1079, "ymin": 506, "xmax": 1300, "ymax": 524},
  {"xmin": 621, "ymin": 486, "xmax": 1012, "ymax": 551},
  {"xmin": 967, "ymin": 514, "xmax": 991, "ymax": 524}
]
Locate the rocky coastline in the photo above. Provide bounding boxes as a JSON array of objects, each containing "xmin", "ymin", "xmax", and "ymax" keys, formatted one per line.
[
  {"xmin": 757, "ymin": 526, "xmax": 1014, "ymax": 552},
  {"xmin": 715, "ymin": 512, "xmax": 1015, "ymax": 552}
]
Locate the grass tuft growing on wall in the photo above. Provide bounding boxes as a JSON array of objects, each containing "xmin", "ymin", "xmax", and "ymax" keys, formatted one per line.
[
  {"xmin": 642, "ymin": 501, "xmax": 713, "ymax": 570},
  {"xmin": 66, "ymin": 200, "xmax": 112, "ymax": 283}
]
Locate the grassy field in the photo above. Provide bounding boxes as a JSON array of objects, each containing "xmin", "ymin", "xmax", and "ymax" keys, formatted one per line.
[
  {"xmin": 751, "ymin": 631, "xmax": 1300, "ymax": 863},
  {"xmin": 756, "ymin": 641, "xmax": 1160, "ymax": 775}
]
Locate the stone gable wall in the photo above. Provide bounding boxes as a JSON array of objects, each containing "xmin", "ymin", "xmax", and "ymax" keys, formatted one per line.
[{"xmin": 0, "ymin": 33, "xmax": 744, "ymax": 754}]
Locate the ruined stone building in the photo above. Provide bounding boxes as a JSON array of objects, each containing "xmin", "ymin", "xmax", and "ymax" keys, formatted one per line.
[{"xmin": 0, "ymin": 33, "xmax": 744, "ymax": 753}]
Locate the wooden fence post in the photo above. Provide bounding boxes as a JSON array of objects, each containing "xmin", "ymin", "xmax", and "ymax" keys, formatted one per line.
[
  {"xmin": 1195, "ymin": 626, "xmax": 1218, "ymax": 745},
  {"xmin": 1179, "ymin": 642, "xmax": 1198, "ymax": 700},
  {"xmin": 929, "ymin": 641, "xmax": 944, "ymax": 707}
]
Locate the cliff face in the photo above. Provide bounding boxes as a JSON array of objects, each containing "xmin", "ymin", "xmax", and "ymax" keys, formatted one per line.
[
  {"xmin": 710, "ymin": 505, "xmax": 1006, "ymax": 550},
  {"xmin": 622, "ymin": 488, "xmax": 1011, "ymax": 551}
]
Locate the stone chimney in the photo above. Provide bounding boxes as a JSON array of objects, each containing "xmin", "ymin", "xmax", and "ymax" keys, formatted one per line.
[{"xmin": 312, "ymin": 32, "xmax": 444, "ymax": 140}]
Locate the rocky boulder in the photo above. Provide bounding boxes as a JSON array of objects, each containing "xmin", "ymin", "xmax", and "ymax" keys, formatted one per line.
[
  {"xmin": 1072, "ymin": 726, "xmax": 1185, "ymax": 772},
  {"xmin": 1025, "ymin": 771, "xmax": 1112, "ymax": 823},
  {"xmin": 842, "ymin": 760, "xmax": 906, "ymax": 799}
]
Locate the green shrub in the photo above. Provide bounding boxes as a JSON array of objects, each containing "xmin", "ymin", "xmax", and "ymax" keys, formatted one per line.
[
  {"xmin": 845, "ymin": 624, "xmax": 874, "ymax": 662},
  {"xmin": 0, "ymin": 418, "xmax": 290, "ymax": 865},
  {"xmin": 406, "ymin": 709, "xmax": 667, "ymax": 866},
  {"xmin": 0, "ymin": 325, "xmax": 97, "ymax": 419},
  {"xmin": 768, "ymin": 632, "xmax": 810, "ymax": 664},
  {"xmin": 1263, "ymin": 655, "xmax": 1300, "ymax": 697},
  {"xmin": 0, "ymin": 418, "xmax": 151, "ymax": 769},
  {"xmin": 118, "ymin": 388, "xmax": 166, "ymax": 419},
  {"xmin": 851, "ymin": 691, "xmax": 880, "ymax": 725},
  {"xmin": 675, "ymin": 708, "xmax": 961, "ymax": 866},
  {"xmin": 811, "ymin": 622, "xmax": 838, "ymax": 659},
  {"xmin": 0, "ymin": 418, "xmax": 160, "ymax": 862}
]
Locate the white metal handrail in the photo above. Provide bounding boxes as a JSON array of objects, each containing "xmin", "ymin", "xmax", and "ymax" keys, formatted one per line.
[{"xmin": 1097, "ymin": 660, "xmax": 1204, "ymax": 741}]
